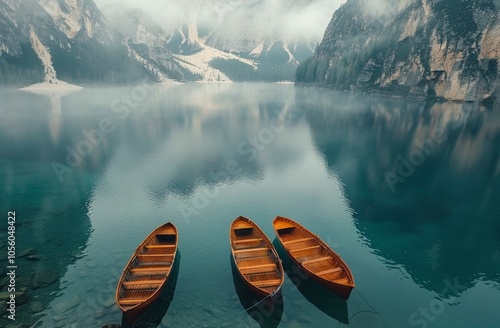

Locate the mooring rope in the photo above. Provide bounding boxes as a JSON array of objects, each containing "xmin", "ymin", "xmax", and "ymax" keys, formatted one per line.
[
  {"xmin": 234, "ymin": 289, "xmax": 279, "ymax": 317},
  {"xmin": 348, "ymin": 288, "xmax": 379, "ymax": 322},
  {"xmin": 213, "ymin": 286, "xmax": 281, "ymax": 324},
  {"xmin": 214, "ymin": 286, "xmax": 378, "ymax": 325}
]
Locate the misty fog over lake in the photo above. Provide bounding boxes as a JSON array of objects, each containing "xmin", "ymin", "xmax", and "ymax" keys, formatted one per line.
[{"xmin": 1, "ymin": 83, "xmax": 499, "ymax": 327}]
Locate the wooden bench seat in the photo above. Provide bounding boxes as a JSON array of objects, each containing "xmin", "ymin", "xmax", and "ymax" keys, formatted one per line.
[
  {"xmin": 301, "ymin": 256, "xmax": 332, "ymax": 265},
  {"xmin": 316, "ymin": 267, "xmax": 342, "ymax": 276},
  {"xmin": 240, "ymin": 263, "xmax": 277, "ymax": 270},
  {"xmin": 130, "ymin": 267, "xmax": 170, "ymax": 273},
  {"xmin": 233, "ymin": 238, "xmax": 262, "ymax": 244},
  {"xmin": 234, "ymin": 247, "xmax": 268, "ymax": 254},
  {"xmin": 240, "ymin": 263, "xmax": 277, "ymax": 275},
  {"xmin": 290, "ymin": 245, "xmax": 321, "ymax": 252},
  {"xmin": 123, "ymin": 279, "xmax": 164, "ymax": 287},
  {"xmin": 137, "ymin": 254, "xmax": 173, "ymax": 262},
  {"xmin": 119, "ymin": 298, "xmax": 146, "ymax": 305},
  {"xmin": 332, "ymin": 277, "xmax": 349, "ymax": 284},
  {"xmin": 252, "ymin": 279, "xmax": 282, "ymax": 287},
  {"xmin": 283, "ymin": 238, "xmax": 314, "ymax": 245},
  {"xmin": 145, "ymin": 244, "xmax": 176, "ymax": 249}
]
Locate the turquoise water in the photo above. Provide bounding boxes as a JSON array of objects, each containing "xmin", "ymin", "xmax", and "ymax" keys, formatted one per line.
[{"xmin": 0, "ymin": 83, "xmax": 499, "ymax": 328}]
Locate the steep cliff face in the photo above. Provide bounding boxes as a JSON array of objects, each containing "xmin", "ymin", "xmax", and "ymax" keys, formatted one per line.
[
  {"xmin": 0, "ymin": 0, "xmax": 156, "ymax": 85},
  {"xmin": 101, "ymin": 3, "xmax": 198, "ymax": 82},
  {"xmin": 296, "ymin": 0, "xmax": 500, "ymax": 102},
  {"xmin": 203, "ymin": 0, "xmax": 335, "ymax": 81},
  {"xmin": 1, "ymin": 0, "xmax": 339, "ymax": 84},
  {"xmin": 205, "ymin": 0, "xmax": 325, "ymax": 63}
]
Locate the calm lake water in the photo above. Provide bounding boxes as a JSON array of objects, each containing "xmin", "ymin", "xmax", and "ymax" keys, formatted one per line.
[{"xmin": 0, "ymin": 83, "xmax": 499, "ymax": 328}]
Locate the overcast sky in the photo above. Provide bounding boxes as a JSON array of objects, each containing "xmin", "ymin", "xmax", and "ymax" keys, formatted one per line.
[{"xmin": 94, "ymin": 0, "xmax": 347, "ymax": 41}]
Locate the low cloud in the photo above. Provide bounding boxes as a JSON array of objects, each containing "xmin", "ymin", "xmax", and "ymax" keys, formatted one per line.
[
  {"xmin": 281, "ymin": 0, "xmax": 346, "ymax": 41},
  {"xmin": 95, "ymin": 0, "xmax": 347, "ymax": 42},
  {"xmin": 361, "ymin": 0, "xmax": 413, "ymax": 16}
]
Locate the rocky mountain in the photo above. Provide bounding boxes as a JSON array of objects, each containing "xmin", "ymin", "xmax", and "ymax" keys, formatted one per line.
[
  {"xmin": 100, "ymin": 0, "xmax": 336, "ymax": 82},
  {"xmin": 204, "ymin": 0, "xmax": 328, "ymax": 81},
  {"xmin": 206, "ymin": 0, "xmax": 318, "ymax": 62},
  {"xmin": 0, "ymin": 0, "xmax": 189, "ymax": 85},
  {"xmin": 296, "ymin": 0, "xmax": 500, "ymax": 102},
  {"xmin": 0, "ymin": 0, "xmax": 158, "ymax": 85},
  {"xmin": 99, "ymin": 1, "xmax": 249, "ymax": 82},
  {"xmin": 101, "ymin": 3, "xmax": 198, "ymax": 82},
  {"xmin": 0, "ymin": 0, "xmax": 338, "ymax": 85}
]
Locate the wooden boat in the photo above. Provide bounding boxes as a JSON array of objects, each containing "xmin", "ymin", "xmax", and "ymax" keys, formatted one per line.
[
  {"xmin": 273, "ymin": 216, "xmax": 355, "ymax": 299},
  {"xmin": 230, "ymin": 216, "xmax": 284, "ymax": 297},
  {"xmin": 116, "ymin": 222, "xmax": 178, "ymax": 318}
]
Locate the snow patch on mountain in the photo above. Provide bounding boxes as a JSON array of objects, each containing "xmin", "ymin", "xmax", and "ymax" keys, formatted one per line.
[
  {"xmin": 250, "ymin": 43, "xmax": 264, "ymax": 58},
  {"xmin": 174, "ymin": 45, "xmax": 256, "ymax": 81},
  {"xmin": 282, "ymin": 44, "xmax": 296, "ymax": 64},
  {"xmin": 187, "ymin": 15, "xmax": 200, "ymax": 46}
]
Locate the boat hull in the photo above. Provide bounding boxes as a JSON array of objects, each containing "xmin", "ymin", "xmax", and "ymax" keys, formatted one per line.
[
  {"xmin": 116, "ymin": 222, "xmax": 178, "ymax": 320},
  {"xmin": 273, "ymin": 216, "xmax": 354, "ymax": 299},
  {"xmin": 122, "ymin": 288, "xmax": 161, "ymax": 319},
  {"xmin": 230, "ymin": 216, "xmax": 284, "ymax": 298},
  {"xmin": 288, "ymin": 255, "xmax": 353, "ymax": 299}
]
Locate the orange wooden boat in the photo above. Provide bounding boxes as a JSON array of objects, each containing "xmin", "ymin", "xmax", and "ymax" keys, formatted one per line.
[
  {"xmin": 116, "ymin": 222, "xmax": 178, "ymax": 318},
  {"xmin": 230, "ymin": 216, "xmax": 284, "ymax": 297},
  {"xmin": 273, "ymin": 216, "xmax": 355, "ymax": 299}
]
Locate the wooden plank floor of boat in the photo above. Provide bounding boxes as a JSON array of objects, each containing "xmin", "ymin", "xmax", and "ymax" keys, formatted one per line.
[
  {"xmin": 119, "ymin": 239, "xmax": 176, "ymax": 306},
  {"xmin": 278, "ymin": 230, "xmax": 346, "ymax": 282},
  {"xmin": 233, "ymin": 236, "xmax": 281, "ymax": 293}
]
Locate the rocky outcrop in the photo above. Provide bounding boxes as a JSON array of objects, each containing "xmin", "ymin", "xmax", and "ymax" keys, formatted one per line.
[
  {"xmin": 205, "ymin": 0, "xmax": 323, "ymax": 63},
  {"xmin": 101, "ymin": 3, "xmax": 198, "ymax": 82},
  {"xmin": 203, "ymin": 0, "xmax": 333, "ymax": 81},
  {"xmin": 0, "ymin": 0, "xmax": 167, "ymax": 85},
  {"xmin": 1, "ymin": 0, "xmax": 335, "ymax": 84},
  {"xmin": 296, "ymin": 0, "xmax": 500, "ymax": 102}
]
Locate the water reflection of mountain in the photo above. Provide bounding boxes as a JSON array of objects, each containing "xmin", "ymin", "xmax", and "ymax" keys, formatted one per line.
[
  {"xmin": 0, "ymin": 85, "xmax": 303, "ymax": 200},
  {"xmin": 0, "ymin": 159, "xmax": 93, "ymax": 327},
  {"xmin": 119, "ymin": 83, "xmax": 303, "ymax": 199},
  {"xmin": 303, "ymin": 90, "xmax": 500, "ymax": 294},
  {"xmin": 0, "ymin": 89, "xmax": 95, "ymax": 326},
  {"xmin": 0, "ymin": 84, "xmax": 303, "ymax": 326}
]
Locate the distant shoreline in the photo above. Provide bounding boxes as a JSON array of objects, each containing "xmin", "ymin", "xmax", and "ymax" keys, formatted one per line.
[{"xmin": 19, "ymin": 81, "xmax": 83, "ymax": 92}]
